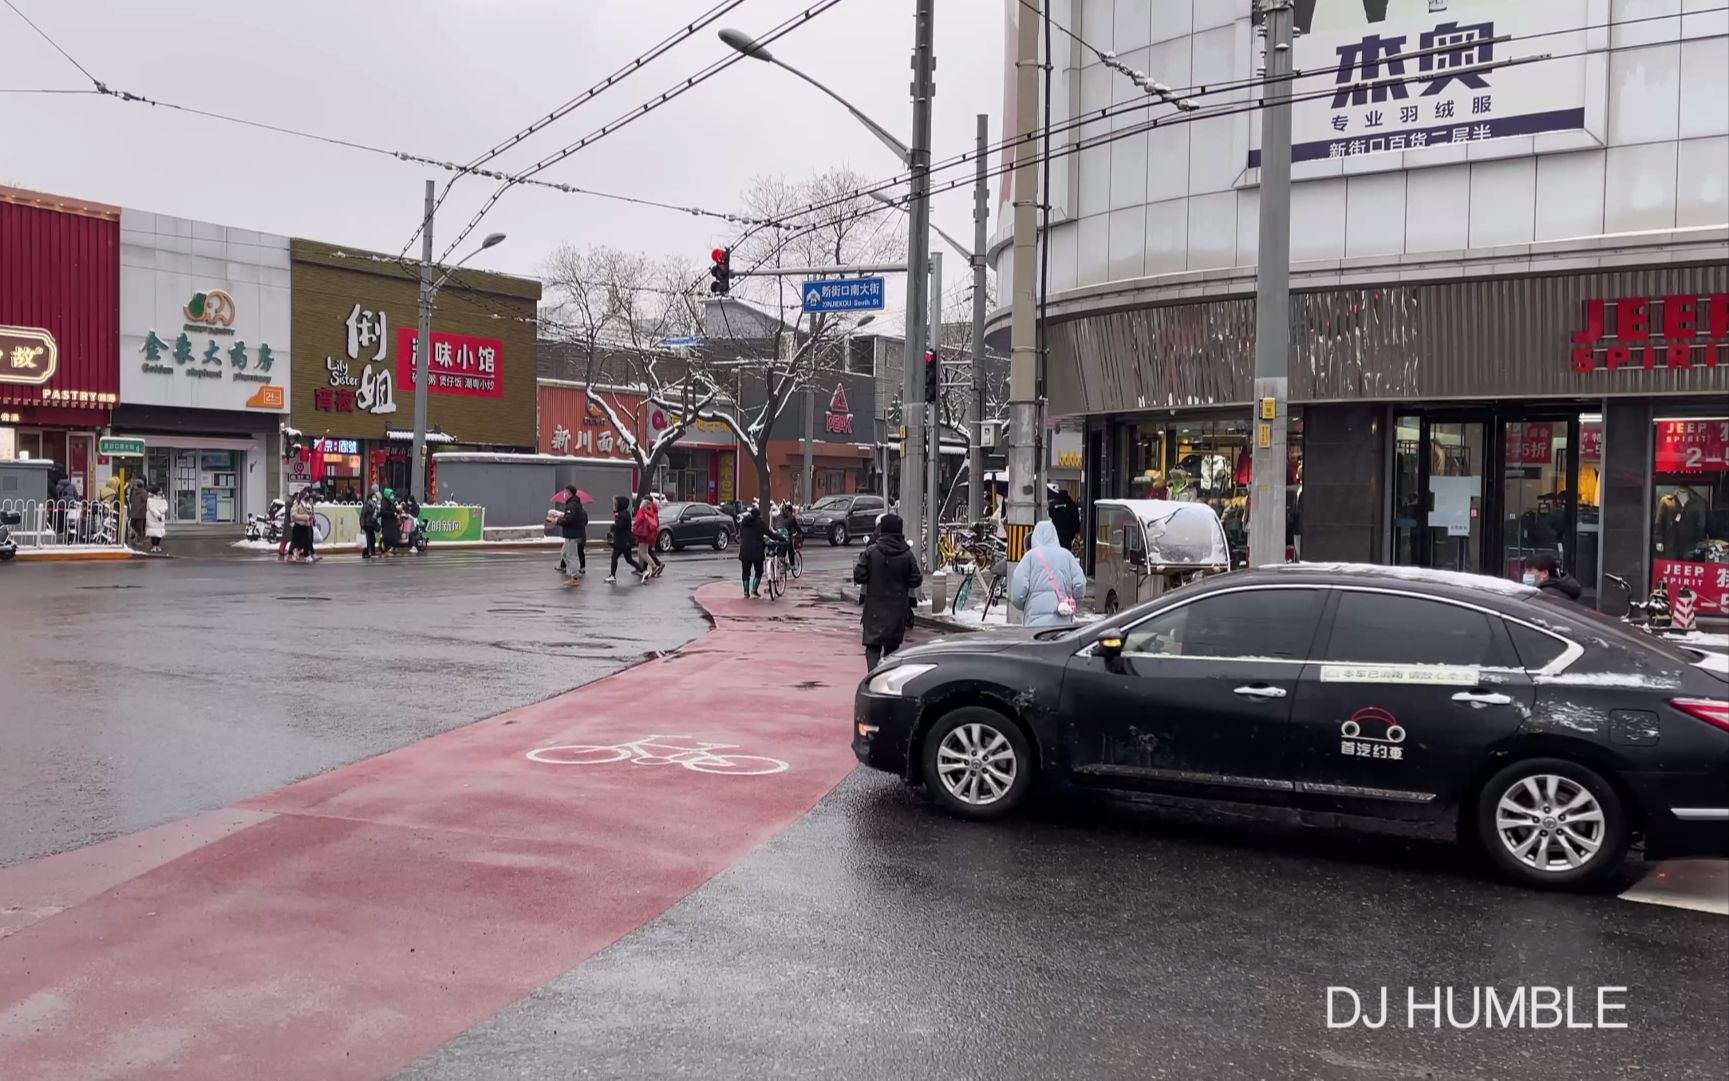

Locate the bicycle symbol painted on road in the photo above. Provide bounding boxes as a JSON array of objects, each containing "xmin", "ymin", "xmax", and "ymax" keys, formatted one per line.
[{"xmin": 525, "ymin": 734, "xmax": 789, "ymax": 776}]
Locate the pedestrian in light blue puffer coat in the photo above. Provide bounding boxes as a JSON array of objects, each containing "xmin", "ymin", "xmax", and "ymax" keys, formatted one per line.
[{"xmin": 1010, "ymin": 520, "xmax": 1088, "ymax": 627}]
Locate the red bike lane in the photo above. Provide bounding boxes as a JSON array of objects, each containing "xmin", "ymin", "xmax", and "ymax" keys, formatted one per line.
[{"xmin": 0, "ymin": 584, "xmax": 871, "ymax": 1081}]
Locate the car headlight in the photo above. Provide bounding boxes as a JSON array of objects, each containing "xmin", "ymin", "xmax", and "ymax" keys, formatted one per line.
[{"xmin": 867, "ymin": 663, "xmax": 935, "ymax": 696}]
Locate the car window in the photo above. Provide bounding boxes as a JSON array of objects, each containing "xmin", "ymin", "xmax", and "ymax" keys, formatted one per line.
[
  {"xmin": 1323, "ymin": 591, "xmax": 1512, "ymax": 667},
  {"xmin": 1123, "ymin": 588, "xmax": 1324, "ymax": 660},
  {"xmin": 810, "ymin": 496, "xmax": 850, "ymax": 511},
  {"xmin": 855, "ymin": 497, "xmax": 883, "ymax": 511},
  {"xmin": 690, "ymin": 505, "xmax": 717, "ymax": 518},
  {"xmin": 1506, "ymin": 620, "xmax": 1569, "ymax": 670}
]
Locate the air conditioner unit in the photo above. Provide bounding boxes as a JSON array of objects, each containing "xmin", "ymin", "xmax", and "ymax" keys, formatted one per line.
[{"xmin": 980, "ymin": 420, "xmax": 1005, "ymax": 448}]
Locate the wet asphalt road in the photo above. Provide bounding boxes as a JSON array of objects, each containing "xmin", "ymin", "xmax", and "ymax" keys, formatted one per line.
[
  {"xmin": 401, "ymin": 770, "xmax": 1729, "ymax": 1081},
  {"xmin": 0, "ymin": 543, "xmax": 856, "ymax": 868}
]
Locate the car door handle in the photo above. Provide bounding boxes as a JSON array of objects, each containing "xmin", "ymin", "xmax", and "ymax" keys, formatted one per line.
[
  {"xmin": 1451, "ymin": 691, "xmax": 1512, "ymax": 706},
  {"xmin": 1233, "ymin": 685, "xmax": 1287, "ymax": 700}
]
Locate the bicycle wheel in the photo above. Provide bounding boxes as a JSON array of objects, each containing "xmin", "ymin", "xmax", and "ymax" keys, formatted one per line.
[
  {"xmin": 766, "ymin": 561, "xmax": 785, "ymax": 599},
  {"xmin": 982, "ymin": 577, "xmax": 1007, "ymax": 621},
  {"xmin": 789, "ymin": 547, "xmax": 803, "ymax": 579},
  {"xmin": 686, "ymin": 754, "xmax": 789, "ymax": 776},
  {"xmin": 526, "ymin": 744, "xmax": 630, "ymax": 765},
  {"xmin": 951, "ymin": 571, "xmax": 974, "ymax": 614}
]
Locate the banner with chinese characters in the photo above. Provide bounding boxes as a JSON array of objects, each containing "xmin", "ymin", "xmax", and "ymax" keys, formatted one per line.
[
  {"xmin": 537, "ymin": 384, "xmax": 645, "ymax": 460},
  {"xmin": 396, "ymin": 328, "xmax": 505, "ymax": 399},
  {"xmin": 1653, "ymin": 419, "xmax": 1729, "ymax": 474},
  {"xmin": 120, "ymin": 211, "xmax": 292, "ymax": 413},
  {"xmin": 1653, "ymin": 559, "xmax": 1728, "ymax": 614},
  {"xmin": 1250, "ymin": 0, "xmax": 1589, "ymax": 167},
  {"xmin": 1504, "ymin": 422, "xmax": 1554, "ymax": 467},
  {"xmin": 416, "ymin": 505, "xmax": 484, "ymax": 543}
]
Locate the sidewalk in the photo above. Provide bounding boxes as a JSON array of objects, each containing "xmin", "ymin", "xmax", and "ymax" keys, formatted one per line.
[{"xmin": 0, "ymin": 583, "xmax": 869, "ymax": 1081}]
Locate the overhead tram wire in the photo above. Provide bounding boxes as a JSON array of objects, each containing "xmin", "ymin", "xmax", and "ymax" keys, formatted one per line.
[
  {"xmin": 1, "ymin": 0, "xmax": 102, "ymax": 88},
  {"xmin": 399, "ymin": 0, "xmax": 752, "ymax": 258},
  {"xmin": 434, "ymin": 0, "xmax": 849, "ymax": 263}
]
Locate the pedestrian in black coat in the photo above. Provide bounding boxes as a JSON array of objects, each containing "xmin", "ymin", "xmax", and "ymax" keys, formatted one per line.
[
  {"xmin": 606, "ymin": 494, "xmax": 645, "ymax": 583},
  {"xmin": 1048, "ymin": 489, "xmax": 1082, "ymax": 553},
  {"xmin": 738, "ymin": 507, "xmax": 773, "ymax": 597},
  {"xmin": 854, "ymin": 512, "xmax": 923, "ymax": 669}
]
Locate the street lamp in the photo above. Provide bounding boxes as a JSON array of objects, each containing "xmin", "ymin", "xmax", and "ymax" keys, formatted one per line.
[
  {"xmin": 411, "ymin": 224, "xmax": 507, "ymax": 502},
  {"xmin": 719, "ymin": 29, "xmax": 911, "ymax": 164},
  {"xmin": 866, "ymin": 189, "xmax": 972, "ymax": 263}
]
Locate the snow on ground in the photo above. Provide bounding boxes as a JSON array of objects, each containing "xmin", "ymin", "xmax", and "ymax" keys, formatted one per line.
[{"xmin": 229, "ymin": 537, "xmax": 559, "ymax": 551}]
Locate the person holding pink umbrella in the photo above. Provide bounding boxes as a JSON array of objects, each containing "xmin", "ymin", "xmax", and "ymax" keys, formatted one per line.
[{"xmin": 553, "ymin": 486, "xmax": 590, "ymax": 585}]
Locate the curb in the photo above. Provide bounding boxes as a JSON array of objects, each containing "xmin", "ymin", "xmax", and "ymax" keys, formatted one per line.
[
  {"xmin": 12, "ymin": 549, "xmax": 137, "ymax": 562},
  {"xmin": 816, "ymin": 585, "xmax": 976, "ymax": 635}
]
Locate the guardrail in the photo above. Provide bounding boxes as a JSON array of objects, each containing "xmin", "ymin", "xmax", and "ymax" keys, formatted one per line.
[{"xmin": 0, "ymin": 498, "xmax": 125, "ymax": 549}]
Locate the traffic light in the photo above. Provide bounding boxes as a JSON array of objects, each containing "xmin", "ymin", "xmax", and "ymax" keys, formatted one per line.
[
  {"xmin": 708, "ymin": 247, "xmax": 732, "ymax": 296},
  {"xmin": 923, "ymin": 349, "xmax": 940, "ymax": 402}
]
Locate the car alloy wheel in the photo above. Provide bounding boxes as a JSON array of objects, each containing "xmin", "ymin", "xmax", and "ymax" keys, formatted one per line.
[
  {"xmin": 713, "ymin": 529, "xmax": 730, "ymax": 551},
  {"xmin": 1496, "ymin": 774, "xmax": 1605, "ymax": 872},
  {"xmin": 657, "ymin": 530, "xmax": 674, "ymax": 553},
  {"xmin": 921, "ymin": 707, "xmax": 1032, "ymax": 820},
  {"xmin": 1474, "ymin": 758, "xmax": 1627, "ymax": 889},
  {"xmin": 830, "ymin": 523, "xmax": 847, "ymax": 546}
]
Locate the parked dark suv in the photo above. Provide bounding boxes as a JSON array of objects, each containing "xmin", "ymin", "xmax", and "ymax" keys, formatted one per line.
[{"xmin": 799, "ymin": 494, "xmax": 886, "ymax": 546}]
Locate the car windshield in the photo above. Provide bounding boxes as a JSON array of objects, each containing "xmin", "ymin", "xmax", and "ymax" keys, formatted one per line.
[{"xmin": 808, "ymin": 496, "xmax": 851, "ymax": 511}]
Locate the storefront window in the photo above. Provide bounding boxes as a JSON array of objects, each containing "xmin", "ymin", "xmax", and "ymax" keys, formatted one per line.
[
  {"xmin": 1651, "ymin": 417, "xmax": 1728, "ymax": 618},
  {"xmin": 1124, "ymin": 424, "xmax": 1166, "ymax": 499},
  {"xmin": 1501, "ymin": 421, "xmax": 1568, "ymax": 581}
]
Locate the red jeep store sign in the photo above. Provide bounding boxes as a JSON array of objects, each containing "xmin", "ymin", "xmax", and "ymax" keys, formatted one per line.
[{"xmin": 1569, "ymin": 293, "xmax": 1729, "ymax": 372}]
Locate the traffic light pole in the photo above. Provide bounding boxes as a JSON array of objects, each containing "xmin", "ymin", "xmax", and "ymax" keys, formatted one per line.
[
  {"xmin": 896, "ymin": 0, "xmax": 936, "ymax": 557},
  {"xmin": 410, "ymin": 179, "xmax": 436, "ymax": 504}
]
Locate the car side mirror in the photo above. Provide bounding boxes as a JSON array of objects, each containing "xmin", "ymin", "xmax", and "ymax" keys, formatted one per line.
[
  {"xmin": 1094, "ymin": 630, "xmax": 1125, "ymax": 659},
  {"xmin": 1126, "ymin": 547, "xmax": 1145, "ymax": 567}
]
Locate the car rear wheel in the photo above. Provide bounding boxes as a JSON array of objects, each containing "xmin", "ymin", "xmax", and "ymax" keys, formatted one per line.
[
  {"xmin": 713, "ymin": 529, "xmax": 731, "ymax": 551},
  {"xmin": 1474, "ymin": 758, "xmax": 1629, "ymax": 890},
  {"xmin": 656, "ymin": 530, "xmax": 674, "ymax": 553},
  {"xmin": 829, "ymin": 523, "xmax": 847, "ymax": 546},
  {"xmin": 921, "ymin": 707, "xmax": 1033, "ymax": 821}
]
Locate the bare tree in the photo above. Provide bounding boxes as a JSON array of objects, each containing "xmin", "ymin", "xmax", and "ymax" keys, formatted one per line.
[
  {"xmin": 690, "ymin": 168, "xmax": 906, "ymax": 502},
  {"xmin": 540, "ymin": 244, "xmax": 719, "ymax": 504}
]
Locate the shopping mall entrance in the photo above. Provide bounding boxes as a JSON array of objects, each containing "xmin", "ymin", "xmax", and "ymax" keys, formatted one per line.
[{"xmin": 1392, "ymin": 407, "xmax": 1602, "ymax": 605}]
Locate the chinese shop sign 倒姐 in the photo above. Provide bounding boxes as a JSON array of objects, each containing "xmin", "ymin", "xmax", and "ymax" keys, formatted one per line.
[{"xmin": 315, "ymin": 303, "xmax": 397, "ymax": 415}]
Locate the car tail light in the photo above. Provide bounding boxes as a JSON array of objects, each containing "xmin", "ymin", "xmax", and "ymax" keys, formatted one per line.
[{"xmin": 1670, "ymin": 698, "xmax": 1729, "ymax": 734}]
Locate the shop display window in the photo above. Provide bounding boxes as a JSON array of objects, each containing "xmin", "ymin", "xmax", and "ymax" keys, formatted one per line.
[{"xmin": 1650, "ymin": 417, "xmax": 1728, "ymax": 618}]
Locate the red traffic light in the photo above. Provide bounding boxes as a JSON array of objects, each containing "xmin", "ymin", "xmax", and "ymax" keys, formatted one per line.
[{"xmin": 711, "ymin": 248, "xmax": 727, "ymax": 263}]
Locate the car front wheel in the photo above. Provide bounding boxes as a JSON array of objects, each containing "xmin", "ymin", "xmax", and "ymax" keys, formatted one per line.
[
  {"xmin": 713, "ymin": 529, "xmax": 731, "ymax": 551},
  {"xmin": 1474, "ymin": 758, "xmax": 1629, "ymax": 890},
  {"xmin": 829, "ymin": 523, "xmax": 847, "ymax": 546},
  {"xmin": 656, "ymin": 530, "xmax": 674, "ymax": 553},
  {"xmin": 921, "ymin": 707, "xmax": 1033, "ymax": 821}
]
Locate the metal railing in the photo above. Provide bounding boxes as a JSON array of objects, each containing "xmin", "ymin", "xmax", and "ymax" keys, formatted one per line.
[{"xmin": 0, "ymin": 498, "xmax": 124, "ymax": 549}]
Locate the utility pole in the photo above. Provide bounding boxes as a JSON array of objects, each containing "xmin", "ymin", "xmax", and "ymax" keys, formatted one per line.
[
  {"xmin": 1004, "ymin": 0, "xmax": 1042, "ymax": 609},
  {"xmin": 801, "ymin": 382, "xmax": 814, "ymax": 506},
  {"xmin": 1249, "ymin": 0, "xmax": 1293, "ymax": 568},
  {"xmin": 925, "ymin": 249, "xmax": 943, "ymax": 568},
  {"xmin": 896, "ymin": 0, "xmax": 935, "ymax": 552},
  {"xmin": 968, "ymin": 112, "xmax": 989, "ymax": 523},
  {"xmin": 410, "ymin": 179, "xmax": 435, "ymax": 503}
]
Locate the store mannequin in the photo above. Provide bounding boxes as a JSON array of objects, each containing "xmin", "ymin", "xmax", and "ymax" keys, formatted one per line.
[
  {"xmin": 1654, "ymin": 486, "xmax": 1708, "ymax": 557},
  {"xmin": 1134, "ymin": 469, "xmax": 1168, "ymax": 500}
]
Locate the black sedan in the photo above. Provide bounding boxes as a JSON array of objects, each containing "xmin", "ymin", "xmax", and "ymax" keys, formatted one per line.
[
  {"xmin": 655, "ymin": 502, "xmax": 735, "ymax": 552},
  {"xmin": 853, "ymin": 563, "xmax": 1729, "ymax": 889}
]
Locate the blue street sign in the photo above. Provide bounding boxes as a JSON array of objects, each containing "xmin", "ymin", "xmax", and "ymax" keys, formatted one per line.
[
  {"xmin": 800, "ymin": 277, "xmax": 885, "ymax": 313},
  {"xmin": 656, "ymin": 336, "xmax": 705, "ymax": 347}
]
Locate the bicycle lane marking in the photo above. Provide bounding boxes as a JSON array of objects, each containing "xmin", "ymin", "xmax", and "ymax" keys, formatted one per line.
[{"xmin": 0, "ymin": 584, "xmax": 866, "ymax": 1081}]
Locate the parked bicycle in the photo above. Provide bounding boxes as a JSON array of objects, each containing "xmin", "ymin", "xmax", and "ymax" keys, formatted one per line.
[
  {"xmin": 950, "ymin": 557, "xmax": 1009, "ymax": 621},
  {"xmin": 526, "ymin": 735, "xmax": 788, "ymax": 775}
]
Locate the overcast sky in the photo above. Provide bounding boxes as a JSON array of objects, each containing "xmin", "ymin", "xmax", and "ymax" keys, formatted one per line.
[{"xmin": 1, "ymin": 0, "xmax": 1005, "ymax": 331}]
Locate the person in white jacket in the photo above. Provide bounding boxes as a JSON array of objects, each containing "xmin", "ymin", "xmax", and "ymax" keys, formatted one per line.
[
  {"xmin": 1010, "ymin": 520, "xmax": 1087, "ymax": 627},
  {"xmin": 144, "ymin": 485, "xmax": 169, "ymax": 554}
]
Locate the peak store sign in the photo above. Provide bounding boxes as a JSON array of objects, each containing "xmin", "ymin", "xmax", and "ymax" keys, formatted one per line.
[{"xmin": 1568, "ymin": 294, "xmax": 1729, "ymax": 373}]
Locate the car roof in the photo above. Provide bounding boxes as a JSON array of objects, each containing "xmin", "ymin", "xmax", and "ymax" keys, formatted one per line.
[{"xmin": 1220, "ymin": 562, "xmax": 1540, "ymax": 603}]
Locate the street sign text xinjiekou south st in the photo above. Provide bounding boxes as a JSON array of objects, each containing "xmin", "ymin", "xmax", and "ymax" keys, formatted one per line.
[
  {"xmin": 801, "ymin": 277, "xmax": 885, "ymax": 314},
  {"xmin": 98, "ymin": 437, "xmax": 146, "ymax": 457}
]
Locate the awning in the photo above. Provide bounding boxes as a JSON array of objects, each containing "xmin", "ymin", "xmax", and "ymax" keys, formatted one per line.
[{"xmin": 383, "ymin": 428, "xmax": 458, "ymax": 445}]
